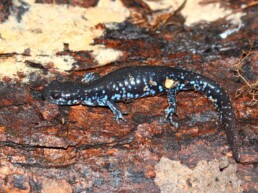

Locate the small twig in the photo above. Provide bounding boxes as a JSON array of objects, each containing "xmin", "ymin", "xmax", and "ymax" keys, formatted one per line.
[
  {"xmin": 130, "ymin": 0, "xmax": 187, "ymax": 29},
  {"xmin": 234, "ymin": 50, "xmax": 258, "ymax": 105}
]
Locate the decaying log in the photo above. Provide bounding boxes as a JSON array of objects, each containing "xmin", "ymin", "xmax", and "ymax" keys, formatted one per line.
[{"xmin": 0, "ymin": 0, "xmax": 257, "ymax": 192}]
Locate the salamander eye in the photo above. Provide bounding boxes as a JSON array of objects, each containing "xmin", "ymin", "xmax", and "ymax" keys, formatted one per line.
[{"xmin": 51, "ymin": 92, "xmax": 62, "ymax": 100}]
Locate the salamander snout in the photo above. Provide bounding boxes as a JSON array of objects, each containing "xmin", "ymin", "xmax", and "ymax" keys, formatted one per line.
[
  {"xmin": 42, "ymin": 81, "xmax": 62, "ymax": 103},
  {"xmin": 42, "ymin": 80, "xmax": 82, "ymax": 105}
]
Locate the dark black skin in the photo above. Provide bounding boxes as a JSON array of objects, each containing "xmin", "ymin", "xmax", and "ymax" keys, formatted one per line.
[{"xmin": 42, "ymin": 66, "xmax": 241, "ymax": 162}]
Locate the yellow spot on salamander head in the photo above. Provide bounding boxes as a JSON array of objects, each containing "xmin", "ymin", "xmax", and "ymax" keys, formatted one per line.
[{"xmin": 165, "ymin": 78, "xmax": 177, "ymax": 89}]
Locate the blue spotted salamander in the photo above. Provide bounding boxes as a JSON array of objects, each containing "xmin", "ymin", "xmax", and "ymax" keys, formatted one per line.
[{"xmin": 42, "ymin": 66, "xmax": 240, "ymax": 162}]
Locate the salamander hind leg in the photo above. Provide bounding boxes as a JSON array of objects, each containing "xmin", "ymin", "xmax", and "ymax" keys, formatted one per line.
[
  {"xmin": 165, "ymin": 89, "xmax": 178, "ymax": 128},
  {"xmin": 106, "ymin": 100, "xmax": 127, "ymax": 123}
]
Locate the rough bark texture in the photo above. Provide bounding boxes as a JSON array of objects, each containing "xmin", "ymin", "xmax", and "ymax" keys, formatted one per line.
[
  {"xmin": 0, "ymin": 0, "xmax": 12, "ymax": 23},
  {"xmin": 0, "ymin": 0, "xmax": 257, "ymax": 192}
]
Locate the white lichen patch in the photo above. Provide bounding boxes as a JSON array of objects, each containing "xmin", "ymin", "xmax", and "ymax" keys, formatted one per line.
[
  {"xmin": 0, "ymin": 0, "xmax": 129, "ymax": 82},
  {"xmin": 181, "ymin": 0, "xmax": 245, "ymax": 26},
  {"xmin": 93, "ymin": 47, "xmax": 123, "ymax": 66},
  {"xmin": 154, "ymin": 157, "xmax": 242, "ymax": 193},
  {"xmin": 144, "ymin": 0, "xmax": 245, "ymax": 26},
  {"xmin": 143, "ymin": 0, "xmax": 181, "ymax": 10}
]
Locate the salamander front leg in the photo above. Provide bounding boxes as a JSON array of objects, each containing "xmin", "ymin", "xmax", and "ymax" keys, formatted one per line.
[
  {"xmin": 81, "ymin": 72, "xmax": 100, "ymax": 83},
  {"xmin": 165, "ymin": 89, "xmax": 178, "ymax": 128},
  {"xmin": 106, "ymin": 101, "xmax": 127, "ymax": 123}
]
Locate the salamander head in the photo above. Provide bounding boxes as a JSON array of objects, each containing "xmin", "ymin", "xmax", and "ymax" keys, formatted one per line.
[{"xmin": 42, "ymin": 80, "xmax": 82, "ymax": 105}]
